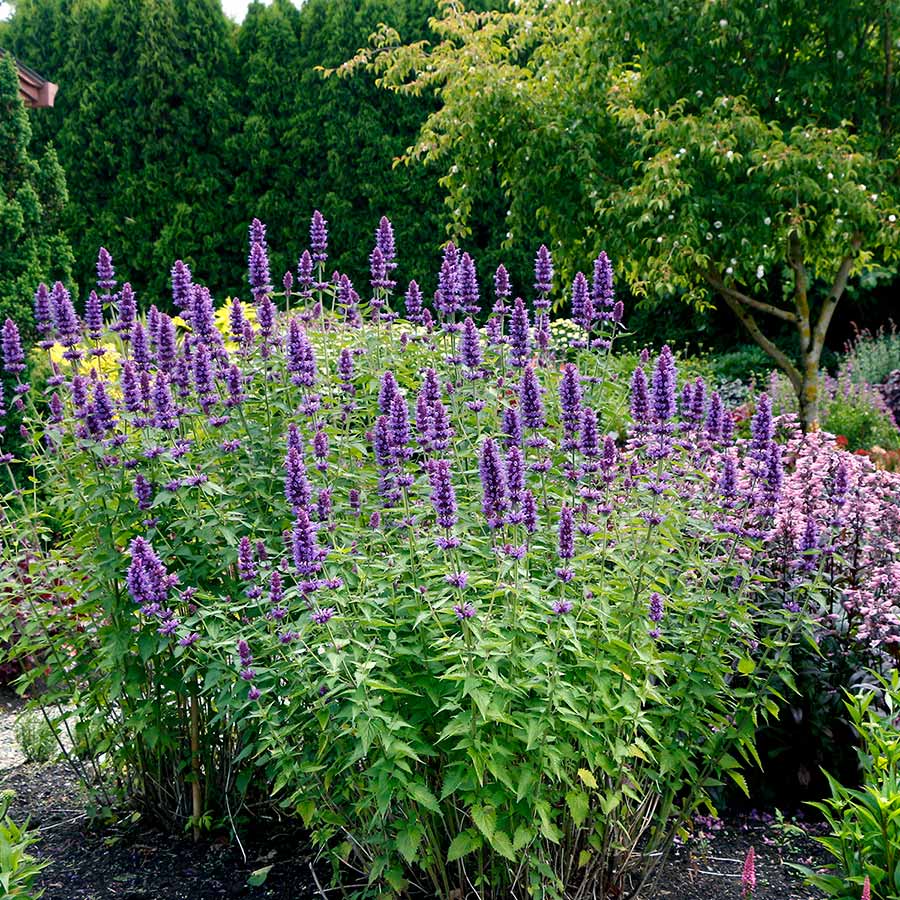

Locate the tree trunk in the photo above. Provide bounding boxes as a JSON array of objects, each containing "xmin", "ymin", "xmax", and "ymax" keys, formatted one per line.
[{"xmin": 798, "ymin": 344, "xmax": 821, "ymax": 430}]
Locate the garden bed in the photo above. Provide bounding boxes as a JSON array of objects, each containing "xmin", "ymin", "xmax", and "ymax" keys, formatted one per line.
[{"xmin": 0, "ymin": 758, "xmax": 828, "ymax": 900}]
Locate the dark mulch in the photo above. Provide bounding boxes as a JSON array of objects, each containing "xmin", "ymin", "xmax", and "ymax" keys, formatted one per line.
[
  {"xmin": 0, "ymin": 761, "xmax": 830, "ymax": 899},
  {"xmin": 0, "ymin": 763, "xmax": 322, "ymax": 900}
]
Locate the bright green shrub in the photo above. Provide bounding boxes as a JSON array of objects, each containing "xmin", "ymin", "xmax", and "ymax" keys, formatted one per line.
[{"xmin": 799, "ymin": 672, "xmax": 900, "ymax": 900}]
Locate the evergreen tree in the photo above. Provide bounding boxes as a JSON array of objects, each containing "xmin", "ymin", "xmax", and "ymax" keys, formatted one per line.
[
  {"xmin": 7, "ymin": 0, "xmax": 237, "ymax": 302},
  {"xmin": 0, "ymin": 52, "xmax": 73, "ymax": 335}
]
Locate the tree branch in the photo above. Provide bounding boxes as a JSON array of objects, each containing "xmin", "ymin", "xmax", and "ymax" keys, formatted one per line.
[
  {"xmin": 811, "ymin": 241, "xmax": 860, "ymax": 356},
  {"xmin": 704, "ymin": 268, "xmax": 798, "ymax": 322},
  {"xmin": 717, "ymin": 291, "xmax": 803, "ymax": 395}
]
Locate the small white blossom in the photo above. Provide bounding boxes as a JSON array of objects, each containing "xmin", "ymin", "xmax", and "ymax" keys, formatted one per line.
[
  {"xmin": 827, "ymin": 172, "xmax": 834, "ymax": 180},
  {"xmin": 719, "ymin": 18, "xmax": 728, "ymax": 27},
  {"xmin": 764, "ymin": 216, "xmax": 772, "ymax": 225},
  {"xmin": 714, "ymin": 220, "xmax": 723, "ymax": 229},
  {"xmin": 726, "ymin": 266, "xmax": 734, "ymax": 274},
  {"xmin": 889, "ymin": 214, "xmax": 897, "ymax": 223},
  {"xmin": 756, "ymin": 265, "xmax": 765, "ymax": 279}
]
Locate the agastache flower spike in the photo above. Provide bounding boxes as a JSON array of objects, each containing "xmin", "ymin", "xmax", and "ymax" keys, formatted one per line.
[
  {"xmin": 592, "ymin": 251, "xmax": 614, "ymax": 316},
  {"xmin": 152, "ymin": 372, "xmax": 179, "ymax": 430},
  {"xmin": 284, "ymin": 446, "xmax": 312, "ymax": 511},
  {"xmin": 630, "ymin": 367, "xmax": 651, "ymax": 427},
  {"xmin": 494, "ymin": 264, "xmax": 511, "ymax": 309},
  {"xmin": 750, "ymin": 393, "xmax": 774, "ymax": 458},
  {"xmin": 378, "ymin": 371, "xmax": 399, "ymax": 416},
  {"xmin": 389, "ymin": 392, "xmax": 411, "ymax": 460},
  {"xmin": 34, "ymin": 284, "xmax": 53, "ymax": 343},
  {"xmin": 705, "ymin": 391, "xmax": 724, "ymax": 441},
  {"xmin": 559, "ymin": 363, "xmax": 582, "ymax": 447},
  {"xmin": 85, "ymin": 291, "xmax": 104, "ymax": 341},
  {"xmin": 479, "ymin": 437, "xmax": 508, "ymax": 526},
  {"xmin": 248, "ymin": 241, "xmax": 272, "ymax": 303},
  {"xmin": 458, "ymin": 252, "xmax": 479, "ymax": 315},
  {"xmin": 558, "ymin": 505, "xmax": 575, "ymax": 560},
  {"xmin": 521, "ymin": 489, "xmax": 538, "ymax": 534},
  {"xmin": 648, "ymin": 592, "xmax": 664, "ymax": 638},
  {"xmin": 519, "ymin": 365, "xmax": 545, "ymax": 429},
  {"xmin": 651, "ymin": 345, "xmax": 677, "ymax": 424},
  {"xmin": 460, "ymin": 316, "xmax": 483, "ymax": 373},
  {"xmin": 156, "ymin": 313, "xmax": 177, "ymax": 371},
  {"xmin": 404, "ymin": 280, "xmax": 423, "ymax": 322},
  {"xmin": 506, "ymin": 445, "xmax": 525, "ymax": 500},
  {"xmin": 292, "ymin": 507, "xmax": 322, "ymax": 575},
  {"xmin": 310, "ymin": 210, "xmax": 328, "ymax": 264},
  {"xmin": 429, "ymin": 458, "xmax": 458, "ymax": 529},
  {"xmin": 534, "ymin": 244, "xmax": 553, "ymax": 299},
  {"xmin": 51, "ymin": 281, "xmax": 81, "ymax": 347},
  {"xmin": 375, "ymin": 216, "xmax": 396, "ymax": 270},
  {"xmin": 1, "ymin": 319, "xmax": 25, "ymax": 374},
  {"xmin": 238, "ymin": 537, "xmax": 257, "ymax": 581},
  {"xmin": 131, "ymin": 321, "xmax": 151, "ymax": 370},
  {"xmin": 571, "ymin": 272, "xmax": 592, "ymax": 333},
  {"xmin": 579, "ymin": 407, "xmax": 600, "ymax": 459},
  {"xmin": 508, "ymin": 297, "xmax": 531, "ymax": 367},
  {"xmin": 96, "ymin": 246, "xmax": 116, "ymax": 294},
  {"xmin": 171, "ymin": 261, "xmax": 193, "ymax": 321},
  {"xmin": 297, "ymin": 251, "xmax": 314, "ymax": 294},
  {"xmin": 502, "ymin": 406, "xmax": 523, "ymax": 448},
  {"xmin": 116, "ymin": 284, "xmax": 137, "ymax": 338}
]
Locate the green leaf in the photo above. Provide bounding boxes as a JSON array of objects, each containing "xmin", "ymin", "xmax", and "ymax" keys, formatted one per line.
[
  {"xmin": 395, "ymin": 825, "xmax": 423, "ymax": 864},
  {"xmin": 578, "ymin": 768, "xmax": 599, "ymax": 790},
  {"xmin": 447, "ymin": 829, "xmax": 482, "ymax": 862},
  {"xmin": 247, "ymin": 866, "xmax": 272, "ymax": 887},
  {"xmin": 407, "ymin": 781, "xmax": 440, "ymax": 813},
  {"xmin": 566, "ymin": 790, "xmax": 590, "ymax": 827}
]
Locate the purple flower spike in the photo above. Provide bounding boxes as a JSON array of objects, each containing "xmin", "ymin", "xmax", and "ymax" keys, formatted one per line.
[
  {"xmin": 1, "ymin": 319, "xmax": 25, "ymax": 374},
  {"xmin": 378, "ymin": 370, "xmax": 399, "ymax": 416},
  {"xmin": 630, "ymin": 366, "xmax": 650, "ymax": 426},
  {"xmin": 558, "ymin": 505, "xmax": 575, "ymax": 561},
  {"xmin": 312, "ymin": 607, "xmax": 336, "ymax": 625},
  {"xmin": 238, "ymin": 536, "xmax": 257, "ymax": 581},
  {"xmin": 375, "ymin": 216, "xmax": 396, "ymax": 269},
  {"xmin": 249, "ymin": 240, "xmax": 272, "ymax": 303},
  {"xmin": 751, "ymin": 392, "xmax": 774, "ymax": 456},
  {"xmin": 116, "ymin": 284, "xmax": 137, "ymax": 338},
  {"xmin": 559, "ymin": 364, "xmax": 582, "ymax": 446},
  {"xmin": 458, "ymin": 252, "xmax": 479, "ymax": 315},
  {"xmin": 479, "ymin": 437, "xmax": 508, "ymax": 526},
  {"xmin": 171, "ymin": 261, "xmax": 193, "ymax": 320},
  {"xmin": 292, "ymin": 508, "xmax": 323, "ymax": 575},
  {"xmin": 310, "ymin": 211, "xmax": 328, "ymax": 263},
  {"xmin": 34, "ymin": 284, "xmax": 53, "ymax": 340},
  {"xmin": 453, "ymin": 601, "xmax": 476, "ymax": 620},
  {"xmin": 651, "ymin": 345, "xmax": 677, "ymax": 423},
  {"xmin": 534, "ymin": 244, "xmax": 553, "ymax": 299},
  {"xmin": 405, "ymin": 280, "xmax": 423, "ymax": 322},
  {"xmin": 85, "ymin": 291, "xmax": 104, "ymax": 341},
  {"xmin": 285, "ymin": 446, "xmax": 312, "ymax": 511},
  {"xmin": 592, "ymin": 251, "xmax": 614, "ymax": 315},
  {"xmin": 508, "ymin": 297, "xmax": 531, "ymax": 367},
  {"xmin": 494, "ymin": 264, "xmax": 511, "ymax": 306},
  {"xmin": 571, "ymin": 272, "xmax": 590, "ymax": 332},
  {"xmin": 552, "ymin": 599, "xmax": 573, "ymax": 615},
  {"xmin": 249, "ymin": 218, "xmax": 267, "ymax": 249},
  {"xmin": 152, "ymin": 372, "xmax": 179, "ymax": 430},
  {"xmin": 461, "ymin": 317, "xmax": 483, "ymax": 371},
  {"xmin": 519, "ymin": 365, "xmax": 545, "ymax": 429},
  {"xmin": 505, "ymin": 445, "xmax": 525, "ymax": 500},
  {"xmin": 502, "ymin": 406, "xmax": 523, "ymax": 448},
  {"xmin": 579, "ymin": 407, "xmax": 600, "ymax": 458},
  {"xmin": 429, "ymin": 458, "xmax": 458, "ymax": 529},
  {"xmin": 706, "ymin": 391, "xmax": 724, "ymax": 441},
  {"xmin": 96, "ymin": 247, "xmax": 116, "ymax": 294},
  {"xmin": 521, "ymin": 489, "xmax": 538, "ymax": 533}
]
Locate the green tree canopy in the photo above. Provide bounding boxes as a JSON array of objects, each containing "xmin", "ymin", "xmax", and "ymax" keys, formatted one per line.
[
  {"xmin": 345, "ymin": 0, "xmax": 900, "ymax": 426},
  {"xmin": 0, "ymin": 52, "xmax": 73, "ymax": 335}
]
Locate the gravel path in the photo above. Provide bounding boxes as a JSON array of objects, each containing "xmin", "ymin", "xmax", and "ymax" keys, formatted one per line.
[{"xmin": 0, "ymin": 691, "xmax": 26, "ymax": 770}]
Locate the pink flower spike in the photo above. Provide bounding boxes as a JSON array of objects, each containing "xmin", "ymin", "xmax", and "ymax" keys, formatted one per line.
[
  {"xmin": 861, "ymin": 875, "xmax": 871, "ymax": 900},
  {"xmin": 741, "ymin": 846, "xmax": 756, "ymax": 897}
]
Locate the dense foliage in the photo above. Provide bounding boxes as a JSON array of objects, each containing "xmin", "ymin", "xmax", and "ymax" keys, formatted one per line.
[
  {"xmin": 1, "ymin": 217, "xmax": 898, "ymax": 896},
  {"xmin": 343, "ymin": 0, "xmax": 900, "ymax": 426},
  {"xmin": 0, "ymin": 52, "xmax": 72, "ymax": 337},
  {"xmin": 4, "ymin": 0, "xmax": 519, "ymax": 307}
]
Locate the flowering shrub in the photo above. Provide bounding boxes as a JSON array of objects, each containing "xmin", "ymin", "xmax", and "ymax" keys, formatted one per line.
[
  {"xmin": 0, "ymin": 217, "xmax": 879, "ymax": 897},
  {"xmin": 798, "ymin": 671, "xmax": 900, "ymax": 900}
]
